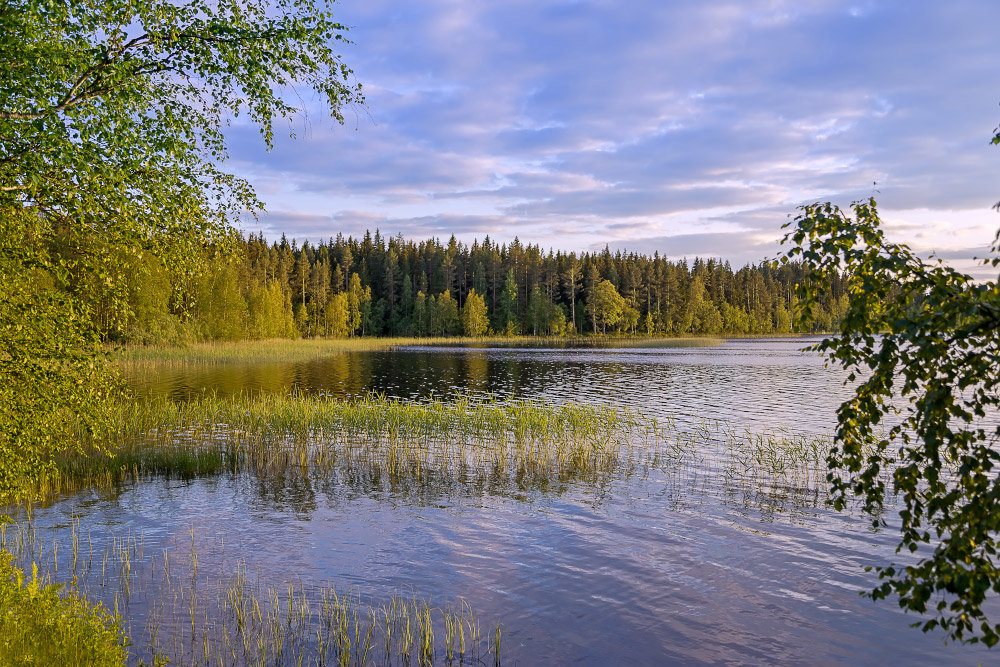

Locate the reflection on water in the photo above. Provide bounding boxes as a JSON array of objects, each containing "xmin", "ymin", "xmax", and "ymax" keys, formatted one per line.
[
  {"xmin": 15, "ymin": 338, "xmax": 998, "ymax": 664},
  {"xmin": 127, "ymin": 337, "xmax": 854, "ymax": 435}
]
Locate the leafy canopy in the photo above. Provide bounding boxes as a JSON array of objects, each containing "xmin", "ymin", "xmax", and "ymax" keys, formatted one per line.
[
  {"xmin": 0, "ymin": 0, "xmax": 362, "ymax": 498},
  {"xmin": 1, "ymin": 0, "xmax": 363, "ymax": 242},
  {"xmin": 783, "ymin": 198, "xmax": 1000, "ymax": 645},
  {"xmin": 0, "ymin": 210, "xmax": 121, "ymax": 497}
]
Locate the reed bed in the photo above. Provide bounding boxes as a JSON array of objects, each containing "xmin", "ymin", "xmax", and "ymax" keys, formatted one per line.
[
  {"xmin": 31, "ymin": 393, "xmax": 657, "ymax": 501},
  {"xmin": 116, "ymin": 337, "xmax": 542, "ymax": 367},
  {"xmin": 24, "ymin": 389, "xmax": 846, "ymax": 508},
  {"xmin": 641, "ymin": 417, "xmax": 836, "ymax": 516},
  {"xmin": 16, "ymin": 387, "xmax": 846, "ymax": 515},
  {"xmin": 114, "ymin": 335, "xmax": 725, "ymax": 368},
  {"xmin": 723, "ymin": 426, "xmax": 828, "ymax": 484},
  {"xmin": 1, "ymin": 520, "xmax": 500, "ymax": 666},
  {"xmin": 3, "ymin": 398, "xmax": 848, "ymax": 665}
]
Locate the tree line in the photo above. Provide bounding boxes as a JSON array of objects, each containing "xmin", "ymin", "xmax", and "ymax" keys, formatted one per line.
[{"xmin": 104, "ymin": 229, "xmax": 850, "ymax": 344}]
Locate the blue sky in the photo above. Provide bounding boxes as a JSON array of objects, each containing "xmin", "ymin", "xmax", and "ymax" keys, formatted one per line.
[{"xmin": 231, "ymin": 0, "xmax": 1000, "ymax": 273}]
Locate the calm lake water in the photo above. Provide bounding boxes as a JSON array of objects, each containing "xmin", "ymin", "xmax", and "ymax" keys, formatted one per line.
[{"xmin": 16, "ymin": 338, "xmax": 1000, "ymax": 664}]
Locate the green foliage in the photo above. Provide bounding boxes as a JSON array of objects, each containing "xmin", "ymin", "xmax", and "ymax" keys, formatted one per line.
[
  {"xmin": 495, "ymin": 270, "xmax": 519, "ymax": 334},
  {"xmin": 97, "ymin": 228, "xmax": 830, "ymax": 343},
  {"xmin": 248, "ymin": 280, "xmax": 296, "ymax": 339},
  {"xmin": 774, "ymin": 302, "xmax": 793, "ymax": 333},
  {"xmin": 461, "ymin": 289, "xmax": 489, "ymax": 336},
  {"xmin": 347, "ymin": 272, "xmax": 372, "ymax": 335},
  {"xmin": 0, "ymin": 553, "xmax": 128, "ymax": 665},
  {"xmin": 0, "ymin": 0, "xmax": 362, "ymax": 498},
  {"xmin": 684, "ymin": 276, "xmax": 723, "ymax": 334},
  {"xmin": 1, "ymin": 0, "xmax": 363, "ymax": 236},
  {"xmin": 783, "ymin": 198, "xmax": 1000, "ymax": 645},
  {"xmin": 323, "ymin": 292, "xmax": 349, "ymax": 337},
  {"xmin": 122, "ymin": 256, "xmax": 188, "ymax": 345},
  {"xmin": 429, "ymin": 291, "xmax": 460, "ymax": 336},
  {"xmin": 643, "ymin": 311, "xmax": 655, "ymax": 335},
  {"xmin": 587, "ymin": 280, "xmax": 626, "ymax": 334},
  {"xmin": 194, "ymin": 261, "xmax": 249, "ymax": 341},
  {"xmin": 0, "ymin": 212, "xmax": 119, "ymax": 500},
  {"xmin": 412, "ymin": 290, "xmax": 428, "ymax": 336},
  {"xmin": 521, "ymin": 286, "xmax": 568, "ymax": 336}
]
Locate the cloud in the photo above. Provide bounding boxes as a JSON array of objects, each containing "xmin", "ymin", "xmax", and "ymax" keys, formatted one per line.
[
  {"xmin": 602, "ymin": 232, "xmax": 780, "ymax": 268},
  {"xmin": 221, "ymin": 0, "xmax": 1000, "ymax": 267}
]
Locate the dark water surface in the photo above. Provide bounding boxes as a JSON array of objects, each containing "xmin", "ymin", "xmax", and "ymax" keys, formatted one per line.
[
  {"xmin": 130, "ymin": 338, "xmax": 853, "ymax": 434},
  {"xmin": 21, "ymin": 339, "xmax": 1000, "ymax": 664}
]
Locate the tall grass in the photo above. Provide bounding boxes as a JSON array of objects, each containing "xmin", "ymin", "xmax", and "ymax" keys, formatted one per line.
[
  {"xmin": 0, "ymin": 520, "xmax": 500, "ymax": 666},
  {"xmin": 2, "ymin": 391, "xmax": 843, "ymax": 664},
  {"xmin": 116, "ymin": 336, "xmax": 540, "ymax": 366},
  {"xmin": 22, "ymin": 389, "xmax": 841, "ymax": 508},
  {"xmin": 114, "ymin": 334, "xmax": 726, "ymax": 367},
  {"xmin": 29, "ymin": 393, "xmax": 657, "ymax": 501}
]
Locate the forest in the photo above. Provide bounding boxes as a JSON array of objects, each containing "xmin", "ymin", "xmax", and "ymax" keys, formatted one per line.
[{"xmin": 104, "ymin": 230, "xmax": 850, "ymax": 344}]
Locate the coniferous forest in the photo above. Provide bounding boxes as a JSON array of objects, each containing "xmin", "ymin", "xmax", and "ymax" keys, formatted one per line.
[{"xmin": 106, "ymin": 230, "xmax": 849, "ymax": 344}]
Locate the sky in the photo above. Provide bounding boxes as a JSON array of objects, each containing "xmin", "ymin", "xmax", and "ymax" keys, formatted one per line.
[{"xmin": 230, "ymin": 0, "xmax": 1000, "ymax": 275}]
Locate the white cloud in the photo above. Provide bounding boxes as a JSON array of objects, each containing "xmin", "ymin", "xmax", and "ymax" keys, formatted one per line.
[{"xmin": 223, "ymin": 0, "xmax": 1000, "ymax": 269}]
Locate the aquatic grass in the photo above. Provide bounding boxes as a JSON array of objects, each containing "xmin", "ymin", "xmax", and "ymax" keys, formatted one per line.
[
  {"xmin": 0, "ymin": 404, "xmax": 868, "ymax": 665},
  {"xmin": 116, "ymin": 336, "xmax": 548, "ymax": 367},
  {"xmin": 31, "ymin": 392, "xmax": 655, "ymax": 500},
  {"xmin": 724, "ymin": 426, "xmax": 828, "ymax": 481},
  {"xmin": 114, "ymin": 334, "xmax": 727, "ymax": 369},
  {"xmin": 0, "ymin": 520, "xmax": 500, "ymax": 666},
  {"xmin": 714, "ymin": 421, "xmax": 893, "ymax": 502},
  {"xmin": 22, "ymin": 390, "xmax": 858, "ymax": 508}
]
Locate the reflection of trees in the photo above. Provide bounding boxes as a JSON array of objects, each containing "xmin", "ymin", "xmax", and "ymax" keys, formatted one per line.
[
  {"xmin": 312, "ymin": 468, "xmax": 570, "ymax": 506},
  {"xmin": 126, "ymin": 362, "xmax": 299, "ymax": 401},
  {"xmin": 200, "ymin": 440, "xmax": 639, "ymax": 513},
  {"xmin": 463, "ymin": 353, "xmax": 489, "ymax": 393},
  {"xmin": 295, "ymin": 352, "xmax": 371, "ymax": 397},
  {"xmin": 285, "ymin": 455, "xmax": 635, "ymax": 508},
  {"xmin": 127, "ymin": 348, "xmax": 698, "ymax": 406},
  {"xmin": 246, "ymin": 467, "xmax": 318, "ymax": 519},
  {"xmin": 721, "ymin": 477, "xmax": 825, "ymax": 524}
]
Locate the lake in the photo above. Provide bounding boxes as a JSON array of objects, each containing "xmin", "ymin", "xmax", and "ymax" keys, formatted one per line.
[{"xmin": 10, "ymin": 337, "xmax": 997, "ymax": 664}]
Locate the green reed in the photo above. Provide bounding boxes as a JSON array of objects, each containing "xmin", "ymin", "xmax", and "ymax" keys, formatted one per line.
[
  {"xmin": 0, "ymin": 519, "xmax": 501, "ymax": 666},
  {"xmin": 1, "ymin": 394, "xmax": 856, "ymax": 665},
  {"xmin": 116, "ymin": 336, "xmax": 555, "ymax": 367},
  {"xmin": 17, "ymin": 390, "xmax": 852, "ymax": 511},
  {"xmin": 724, "ymin": 426, "xmax": 828, "ymax": 481},
  {"xmin": 115, "ymin": 334, "xmax": 726, "ymax": 369},
  {"xmin": 30, "ymin": 392, "xmax": 656, "ymax": 501}
]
